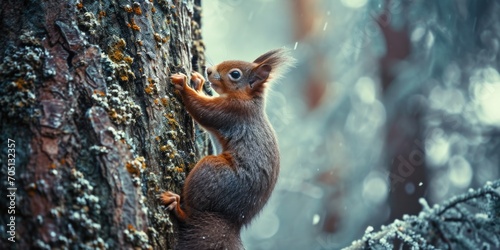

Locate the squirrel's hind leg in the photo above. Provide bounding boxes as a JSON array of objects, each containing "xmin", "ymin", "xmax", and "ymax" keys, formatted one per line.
[{"xmin": 160, "ymin": 191, "xmax": 188, "ymax": 221}]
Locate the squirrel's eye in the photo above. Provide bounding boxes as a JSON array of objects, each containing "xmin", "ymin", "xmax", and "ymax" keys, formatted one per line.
[{"xmin": 228, "ymin": 69, "xmax": 242, "ymax": 81}]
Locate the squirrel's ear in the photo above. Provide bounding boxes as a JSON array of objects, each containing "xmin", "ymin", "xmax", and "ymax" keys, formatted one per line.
[{"xmin": 249, "ymin": 64, "xmax": 272, "ymax": 88}]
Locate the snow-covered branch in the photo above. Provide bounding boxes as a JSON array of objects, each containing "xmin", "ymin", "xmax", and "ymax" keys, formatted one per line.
[{"xmin": 344, "ymin": 180, "xmax": 500, "ymax": 250}]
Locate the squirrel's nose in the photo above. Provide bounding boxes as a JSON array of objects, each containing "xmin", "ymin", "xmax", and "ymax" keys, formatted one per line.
[{"xmin": 207, "ymin": 68, "xmax": 213, "ymax": 76}]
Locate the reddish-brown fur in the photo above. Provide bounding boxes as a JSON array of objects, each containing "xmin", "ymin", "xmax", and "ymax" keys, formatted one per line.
[{"xmin": 161, "ymin": 49, "xmax": 293, "ymax": 250}]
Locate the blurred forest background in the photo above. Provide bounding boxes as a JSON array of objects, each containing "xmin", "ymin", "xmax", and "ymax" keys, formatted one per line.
[{"xmin": 202, "ymin": 0, "xmax": 500, "ymax": 249}]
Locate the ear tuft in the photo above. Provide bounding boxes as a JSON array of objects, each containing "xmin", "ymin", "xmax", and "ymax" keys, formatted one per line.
[{"xmin": 252, "ymin": 48, "xmax": 295, "ymax": 84}]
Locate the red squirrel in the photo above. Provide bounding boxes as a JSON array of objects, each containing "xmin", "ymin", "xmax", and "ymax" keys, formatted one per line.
[{"xmin": 160, "ymin": 49, "xmax": 293, "ymax": 250}]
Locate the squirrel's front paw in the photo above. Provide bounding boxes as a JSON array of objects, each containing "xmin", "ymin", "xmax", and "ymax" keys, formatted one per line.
[
  {"xmin": 190, "ymin": 72, "xmax": 206, "ymax": 92},
  {"xmin": 170, "ymin": 73, "xmax": 188, "ymax": 90}
]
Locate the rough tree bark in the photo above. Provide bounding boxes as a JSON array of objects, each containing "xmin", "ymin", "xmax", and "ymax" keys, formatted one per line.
[{"xmin": 0, "ymin": 0, "xmax": 206, "ymax": 249}]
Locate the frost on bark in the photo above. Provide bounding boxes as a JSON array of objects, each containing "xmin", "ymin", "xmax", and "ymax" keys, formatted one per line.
[{"xmin": 0, "ymin": 0, "xmax": 206, "ymax": 249}]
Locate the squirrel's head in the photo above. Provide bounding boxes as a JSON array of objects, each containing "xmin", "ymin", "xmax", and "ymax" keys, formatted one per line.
[{"xmin": 206, "ymin": 49, "xmax": 294, "ymax": 97}]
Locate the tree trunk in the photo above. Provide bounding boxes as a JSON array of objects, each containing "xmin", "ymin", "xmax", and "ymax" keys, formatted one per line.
[{"xmin": 0, "ymin": 0, "xmax": 205, "ymax": 249}]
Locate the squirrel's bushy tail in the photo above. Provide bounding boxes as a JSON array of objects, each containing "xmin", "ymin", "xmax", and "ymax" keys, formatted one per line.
[{"xmin": 176, "ymin": 212, "xmax": 243, "ymax": 250}]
